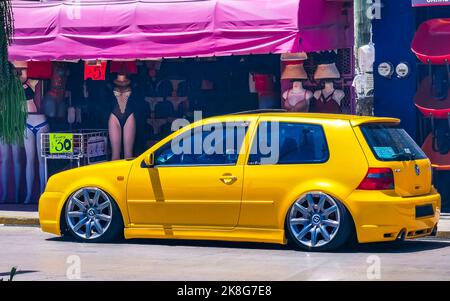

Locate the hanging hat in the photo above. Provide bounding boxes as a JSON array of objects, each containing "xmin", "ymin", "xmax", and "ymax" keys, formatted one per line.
[
  {"xmin": 281, "ymin": 52, "xmax": 308, "ymax": 62},
  {"xmin": 314, "ymin": 63, "xmax": 341, "ymax": 80},
  {"xmin": 12, "ymin": 61, "xmax": 28, "ymax": 69},
  {"xmin": 281, "ymin": 62, "xmax": 308, "ymax": 80},
  {"xmin": 114, "ymin": 74, "xmax": 131, "ymax": 87}
]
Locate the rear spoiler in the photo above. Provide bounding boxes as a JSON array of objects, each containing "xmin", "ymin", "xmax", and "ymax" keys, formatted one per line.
[{"xmin": 350, "ymin": 117, "xmax": 401, "ymax": 127}]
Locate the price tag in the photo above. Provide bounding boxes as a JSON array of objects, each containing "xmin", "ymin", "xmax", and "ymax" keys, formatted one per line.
[
  {"xmin": 49, "ymin": 133, "xmax": 74, "ymax": 154},
  {"xmin": 84, "ymin": 61, "xmax": 107, "ymax": 81}
]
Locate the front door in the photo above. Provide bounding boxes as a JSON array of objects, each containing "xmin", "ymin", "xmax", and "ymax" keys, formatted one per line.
[{"xmin": 127, "ymin": 120, "xmax": 251, "ymax": 228}]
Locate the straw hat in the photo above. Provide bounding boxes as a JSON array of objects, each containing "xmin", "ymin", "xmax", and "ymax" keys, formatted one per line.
[
  {"xmin": 114, "ymin": 74, "xmax": 131, "ymax": 87},
  {"xmin": 12, "ymin": 61, "xmax": 28, "ymax": 69},
  {"xmin": 314, "ymin": 63, "xmax": 341, "ymax": 80},
  {"xmin": 281, "ymin": 63, "xmax": 308, "ymax": 80}
]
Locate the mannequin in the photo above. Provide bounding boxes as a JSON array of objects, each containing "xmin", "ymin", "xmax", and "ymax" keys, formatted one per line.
[
  {"xmin": 42, "ymin": 62, "xmax": 68, "ymax": 119},
  {"xmin": 281, "ymin": 62, "xmax": 312, "ymax": 112},
  {"xmin": 311, "ymin": 53, "xmax": 345, "ymax": 114},
  {"xmin": 283, "ymin": 81, "xmax": 313, "ymax": 112},
  {"xmin": 312, "ymin": 81, "xmax": 345, "ymax": 114},
  {"xmin": 0, "ymin": 61, "xmax": 28, "ymax": 203},
  {"xmin": 0, "ymin": 142, "xmax": 21, "ymax": 203},
  {"xmin": 14, "ymin": 63, "xmax": 50, "ymax": 204},
  {"xmin": 109, "ymin": 74, "xmax": 136, "ymax": 160}
]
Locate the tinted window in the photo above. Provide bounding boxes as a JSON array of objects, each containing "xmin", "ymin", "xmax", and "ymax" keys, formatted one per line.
[
  {"xmin": 155, "ymin": 122, "xmax": 248, "ymax": 166},
  {"xmin": 248, "ymin": 122, "xmax": 329, "ymax": 165},
  {"xmin": 360, "ymin": 124, "xmax": 427, "ymax": 161}
]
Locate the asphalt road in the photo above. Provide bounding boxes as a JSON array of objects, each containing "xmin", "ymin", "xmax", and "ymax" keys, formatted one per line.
[{"xmin": 1, "ymin": 225, "xmax": 450, "ymax": 281}]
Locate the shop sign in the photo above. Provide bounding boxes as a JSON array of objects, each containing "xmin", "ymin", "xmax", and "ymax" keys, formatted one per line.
[
  {"xmin": 49, "ymin": 133, "xmax": 74, "ymax": 154},
  {"xmin": 412, "ymin": 0, "xmax": 450, "ymax": 7},
  {"xmin": 84, "ymin": 61, "xmax": 107, "ymax": 81}
]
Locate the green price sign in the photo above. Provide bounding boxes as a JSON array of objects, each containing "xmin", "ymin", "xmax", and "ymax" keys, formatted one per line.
[{"xmin": 49, "ymin": 133, "xmax": 74, "ymax": 154}]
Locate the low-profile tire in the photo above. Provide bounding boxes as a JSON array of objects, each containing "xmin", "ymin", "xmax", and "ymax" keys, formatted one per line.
[
  {"xmin": 64, "ymin": 187, "xmax": 123, "ymax": 243},
  {"xmin": 285, "ymin": 192, "xmax": 353, "ymax": 252}
]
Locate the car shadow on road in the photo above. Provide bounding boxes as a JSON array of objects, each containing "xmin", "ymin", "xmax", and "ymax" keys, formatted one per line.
[
  {"xmin": 47, "ymin": 235, "xmax": 450, "ymax": 254},
  {"xmin": 336, "ymin": 239, "xmax": 450, "ymax": 254}
]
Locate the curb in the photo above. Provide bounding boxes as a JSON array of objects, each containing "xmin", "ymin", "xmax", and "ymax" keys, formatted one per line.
[
  {"xmin": 0, "ymin": 217, "xmax": 40, "ymax": 226},
  {"xmin": 436, "ymin": 231, "xmax": 450, "ymax": 239}
]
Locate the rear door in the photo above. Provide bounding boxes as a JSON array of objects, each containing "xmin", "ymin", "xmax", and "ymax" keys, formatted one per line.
[{"xmin": 356, "ymin": 123, "xmax": 432, "ymax": 197}]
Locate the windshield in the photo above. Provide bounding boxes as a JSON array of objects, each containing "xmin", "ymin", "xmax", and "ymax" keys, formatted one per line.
[{"xmin": 360, "ymin": 124, "xmax": 427, "ymax": 161}]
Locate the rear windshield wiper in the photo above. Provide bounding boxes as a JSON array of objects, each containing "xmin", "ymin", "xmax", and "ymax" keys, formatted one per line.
[{"xmin": 391, "ymin": 151, "xmax": 416, "ymax": 161}]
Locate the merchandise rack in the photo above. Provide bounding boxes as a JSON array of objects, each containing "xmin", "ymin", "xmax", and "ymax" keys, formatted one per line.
[{"xmin": 40, "ymin": 129, "xmax": 109, "ymax": 182}]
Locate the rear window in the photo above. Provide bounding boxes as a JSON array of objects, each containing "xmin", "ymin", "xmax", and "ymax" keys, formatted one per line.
[{"xmin": 360, "ymin": 124, "xmax": 427, "ymax": 161}]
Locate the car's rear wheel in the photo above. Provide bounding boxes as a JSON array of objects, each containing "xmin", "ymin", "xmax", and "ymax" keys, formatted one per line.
[
  {"xmin": 285, "ymin": 192, "xmax": 353, "ymax": 252},
  {"xmin": 65, "ymin": 187, "xmax": 123, "ymax": 243}
]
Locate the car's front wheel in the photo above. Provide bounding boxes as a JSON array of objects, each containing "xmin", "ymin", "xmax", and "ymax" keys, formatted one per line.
[
  {"xmin": 64, "ymin": 187, "xmax": 123, "ymax": 243},
  {"xmin": 285, "ymin": 192, "xmax": 353, "ymax": 252}
]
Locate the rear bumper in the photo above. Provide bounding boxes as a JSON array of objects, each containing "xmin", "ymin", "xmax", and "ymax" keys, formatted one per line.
[{"xmin": 345, "ymin": 189, "xmax": 441, "ymax": 243}]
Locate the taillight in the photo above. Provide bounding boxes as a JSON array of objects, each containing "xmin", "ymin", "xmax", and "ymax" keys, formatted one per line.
[{"xmin": 357, "ymin": 168, "xmax": 395, "ymax": 190}]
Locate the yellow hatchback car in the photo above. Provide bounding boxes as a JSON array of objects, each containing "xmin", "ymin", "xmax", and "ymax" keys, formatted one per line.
[{"xmin": 39, "ymin": 112, "xmax": 441, "ymax": 251}]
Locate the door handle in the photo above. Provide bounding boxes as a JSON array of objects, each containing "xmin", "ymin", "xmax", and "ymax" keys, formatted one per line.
[{"xmin": 219, "ymin": 174, "xmax": 237, "ymax": 184}]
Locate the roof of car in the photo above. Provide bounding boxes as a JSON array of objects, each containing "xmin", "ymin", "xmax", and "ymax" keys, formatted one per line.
[{"xmin": 215, "ymin": 111, "xmax": 401, "ymax": 127}]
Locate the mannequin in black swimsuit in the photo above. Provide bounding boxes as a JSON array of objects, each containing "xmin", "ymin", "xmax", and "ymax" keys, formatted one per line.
[{"xmin": 108, "ymin": 74, "xmax": 136, "ymax": 160}]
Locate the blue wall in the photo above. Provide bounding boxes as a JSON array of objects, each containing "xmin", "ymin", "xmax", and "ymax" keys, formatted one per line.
[{"xmin": 372, "ymin": 0, "xmax": 418, "ymax": 138}]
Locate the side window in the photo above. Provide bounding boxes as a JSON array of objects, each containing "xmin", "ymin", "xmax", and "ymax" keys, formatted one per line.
[
  {"xmin": 248, "ymin": 121, "xmax": 329, "ymax": 165},
  {"xmin": 155, "ymin": 122, "xmax": 248, "ymax": 166}
]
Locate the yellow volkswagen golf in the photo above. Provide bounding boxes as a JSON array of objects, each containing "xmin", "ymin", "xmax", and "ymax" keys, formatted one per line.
[{"xmin": 39, "ymin": 112, "xmax": 441, "ymax": 251}]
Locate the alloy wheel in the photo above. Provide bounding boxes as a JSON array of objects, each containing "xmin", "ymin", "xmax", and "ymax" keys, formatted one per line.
[
  {"xmin": 288, "ymin": 192, "xmax": 341, "ymax": 248},
  {"xmin": 65, "ymin": 188, "xmax": 113, "ymax": 240}
]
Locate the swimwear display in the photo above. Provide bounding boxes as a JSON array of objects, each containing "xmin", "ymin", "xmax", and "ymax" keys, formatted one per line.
[
  {"xmin": 112, "ymin": 89, "xmax": 135, "ymax": 128},
  {"xmin": 26, "ymin": 120, "xmax": 49, "ymax": 137},
  {"xmin": 310, "ymin": 90, "xmax": 342, "ymax": 114}
]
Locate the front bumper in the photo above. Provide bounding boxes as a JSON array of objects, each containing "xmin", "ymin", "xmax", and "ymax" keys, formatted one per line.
[
  {"xmin": 38, "ymin": 191, "xmax": 65, "ymax": 235},
  {"xmin": 345, "ymin": 189, "xmax": 441, "ymax": 243}
]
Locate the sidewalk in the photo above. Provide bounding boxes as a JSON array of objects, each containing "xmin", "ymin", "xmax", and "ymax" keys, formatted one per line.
[
  {"xmin": 0, "ymin": 204, "xmax": 39, "ymax": 226},
  {"xmin": 438, "ymin": 213, "xmax": 450, "ymax": 238},
  {"xmin": 1, "ymin": 205, "xmax": 450, "ymax": 238}
]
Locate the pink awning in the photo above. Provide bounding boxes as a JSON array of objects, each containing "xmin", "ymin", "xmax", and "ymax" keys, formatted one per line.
[{"xmin": 9, "ymin": 0, "xmax": 352, "ymax": 61}]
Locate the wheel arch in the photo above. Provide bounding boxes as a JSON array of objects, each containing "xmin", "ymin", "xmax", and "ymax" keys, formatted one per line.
[
  {"xmin": 58, "ymin": 184, "xmax": 128, "ymax": 235},
  {"xmin": 279, "ymin": 185, "xmax": 357, "ymax": 242}
]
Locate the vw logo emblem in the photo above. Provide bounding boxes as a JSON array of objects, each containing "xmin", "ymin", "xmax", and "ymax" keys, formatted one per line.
[
  {"xmin": 312, "ymin": 214, "xmax": 321, "ymax": 225},
  {"xmin": 414, "ymin": 164, "xmax": 420, "ymax": 176}
]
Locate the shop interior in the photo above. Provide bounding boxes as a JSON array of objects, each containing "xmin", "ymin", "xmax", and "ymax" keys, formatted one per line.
[{"xmin": 0, "ymin": 49, "xmax": 354, "ymax": 204}]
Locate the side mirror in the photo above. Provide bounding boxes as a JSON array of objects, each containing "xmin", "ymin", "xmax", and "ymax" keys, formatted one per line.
[{"xmin": 143, "ymin": 153, "xmax": 155, "ymax": 168}]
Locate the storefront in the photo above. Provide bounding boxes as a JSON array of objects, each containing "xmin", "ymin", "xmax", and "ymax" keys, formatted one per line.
[
  {"xmin": 372, "ymin": 0, "xmax": 450, "ymax": 212},
  {"xmin": 0, "ymin": 0, "xmax": 354, "ymax": 204}
]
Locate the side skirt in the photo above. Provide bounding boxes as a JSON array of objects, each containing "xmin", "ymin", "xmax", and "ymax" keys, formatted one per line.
[{"xmin": 124, "ymin": 226, "xmax": 286, "ymax": 245}]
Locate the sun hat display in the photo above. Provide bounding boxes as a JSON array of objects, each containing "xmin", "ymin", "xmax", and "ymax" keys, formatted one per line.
[
  {"xmin": 314, "ymin": 51, "xmax": 341, "ymax": 80},
  {"xmin": 281, "ymin": 61, "xmax": 308, "ymax": 80}
]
